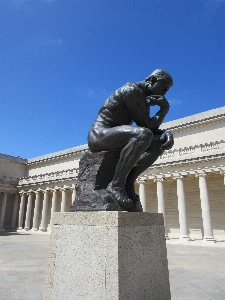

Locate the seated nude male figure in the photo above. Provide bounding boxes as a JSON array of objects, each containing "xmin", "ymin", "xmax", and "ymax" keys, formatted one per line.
[{"xmin": 88, "ymin": 69, "xmax": 174, "ymax": 210}]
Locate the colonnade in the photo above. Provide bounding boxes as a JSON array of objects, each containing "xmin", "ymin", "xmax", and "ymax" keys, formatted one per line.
[
  {"xmin": 139, "ymin": 170, "xmax": 225, "ymax": 241},
  {"xmin": 1, "ymin": 169, "xmax": 224, "ymax": 240},
  {"xmin": 0, "ymin": 192, "xmax": 19, "ymax": 231},
  {"xmin": 17, "ymin": 185, "xmax": 76, "ymax": 232}
]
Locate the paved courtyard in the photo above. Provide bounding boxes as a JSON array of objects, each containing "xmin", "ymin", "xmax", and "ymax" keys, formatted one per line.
[{"xmin": 0, "ymin": 231, "xmax": 225, "ymax": 300}]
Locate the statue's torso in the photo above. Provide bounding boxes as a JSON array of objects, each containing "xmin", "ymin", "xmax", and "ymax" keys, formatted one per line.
[{"xmin": 93, "ymin": 82, "xmax": 146, "ymax": 128}]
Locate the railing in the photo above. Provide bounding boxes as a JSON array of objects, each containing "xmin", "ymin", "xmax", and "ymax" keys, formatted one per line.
[
  {"xmin": 159, "ymin": 141, "xmax": 223, "ymax": 161},
  {"xmin": 18, "ymin": 168, "xmax": 79, "ymax": 186}
]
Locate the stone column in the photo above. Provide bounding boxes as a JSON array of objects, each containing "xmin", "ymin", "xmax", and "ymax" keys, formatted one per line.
[
  {"xmin": 40, "ymin": 190, "xmax": 48, "ymax": 232},
  {"xmin": 138, "ymin": 180, "xmax": 147, "ymax": 212},
  {"xmin": 196, "ymin": 172, "xmax": 214, "ymax": 241},
  {"xmin": 155, "ymin": 177, "xmax": 169, "ymax": 239},
  {"xmin": 220, "ymin": 169, "xmax": 225, "ymax": 186},
  {"xmin": 24, "ymin": 191, "xmax": 33, "ymax": 230},
  {"xmin": 11, "ymin": 194, "xmax": 19, "ymax": 229},
  {"xmin": 173, "ymin": 174, "xmax": 190, "ymax": 241},
  {"xmin": 0, "ymin": 193, "xmax": 8, "ymax": 230},
  {"xmin": 32, "ymin": 190, "xmax": 41, "ymax": 231},
  {"xmin": 18, "ymin": 192, "xmax": 26, "ymax": 230},
  {"xmin": 61, "ymin": 188, "xmax": 67, "ymax": 212},
  {"xmin": 71, "ymin": 185, "xmax": 76, "ymax": 205},
  {"xmin": 50, "ymin": 189, "xmax": 57, "ymax": 227}
]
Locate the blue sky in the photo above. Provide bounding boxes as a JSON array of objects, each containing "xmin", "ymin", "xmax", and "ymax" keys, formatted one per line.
[{"xmin": 0, "ymin": 0, "xmax": 225, "ymax": 158}]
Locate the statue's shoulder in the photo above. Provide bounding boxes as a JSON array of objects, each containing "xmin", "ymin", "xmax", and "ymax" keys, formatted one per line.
[{"xmin": 118, "ymin": 82, "xmax": 140, "ymax": 95}]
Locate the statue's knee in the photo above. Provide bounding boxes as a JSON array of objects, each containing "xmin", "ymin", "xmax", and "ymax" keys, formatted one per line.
[{"xmin": 139, "ymin": 128, "xmax": 153, "ymax": 142}]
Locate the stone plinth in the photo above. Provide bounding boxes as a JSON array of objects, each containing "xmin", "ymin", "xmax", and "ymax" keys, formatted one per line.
[
  {"xmin": 43, "ymin": 212, "xmax": 171, "ymax": 300},
  {"xmin": 71, "ymin": 151, "xmax": 143, "ymax": 212},
  {"xmin": 71, "ymin": 151, "xmax": 123, "ymax": 211}
]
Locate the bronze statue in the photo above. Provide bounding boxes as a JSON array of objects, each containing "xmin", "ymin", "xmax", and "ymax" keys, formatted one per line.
[{"xmin": 71, "ymin": 69, "xmax": 174, "ymax": 212}]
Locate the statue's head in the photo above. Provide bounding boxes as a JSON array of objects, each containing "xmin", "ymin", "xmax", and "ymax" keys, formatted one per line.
[{"xmin": 145, "ymin": 69, "xmax": 173, "ymax": 96}]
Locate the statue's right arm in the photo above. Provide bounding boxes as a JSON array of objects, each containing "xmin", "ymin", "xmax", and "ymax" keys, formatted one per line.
[
  {"xmin": 147, "ymin": 96, "xmax": 170, "ymax": 132},
  {"xmin": 123, "ymin": 86, "xmax": 169, "ymax": 132}
]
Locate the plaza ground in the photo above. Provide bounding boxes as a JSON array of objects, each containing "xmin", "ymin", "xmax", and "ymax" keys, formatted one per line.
[{"xmin": 0, "ymin": 232, "xmax": 225, "ymax": 300}]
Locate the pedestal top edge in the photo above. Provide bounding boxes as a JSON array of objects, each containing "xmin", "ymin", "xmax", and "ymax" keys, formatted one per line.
[{"xmin": 52, "ymin": 212, "xmax": 164, "ymax": 226}]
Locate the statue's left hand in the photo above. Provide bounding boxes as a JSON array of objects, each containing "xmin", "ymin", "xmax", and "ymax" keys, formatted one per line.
[{"xmin": 160, "ymin": 130, "xmax": 174, "ymax": 150}]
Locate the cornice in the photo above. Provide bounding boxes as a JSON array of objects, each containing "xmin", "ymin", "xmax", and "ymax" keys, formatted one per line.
[
  {"xmin": 0, "ymin": 153, "xmax": 27, "ymax": 164},
  {"xmin": 163, "ymin": 114, "xmax": 225, "ymax": 133},
  {"xmin": 27, "ymin": 144, "xmax": 89, "ymax": 165},
  {"xmin": 161, "ymin": 106, "xmax": 225, "ymax": 132}
]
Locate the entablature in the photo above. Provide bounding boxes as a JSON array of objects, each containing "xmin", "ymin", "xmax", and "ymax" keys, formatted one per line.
[
  {"xmin": 18, "ymin": 168, "xmax": 79, "ymax": 187},
  {"xmin": 141, "ymin": 157, "xmax": 225, "ymax": 182}
]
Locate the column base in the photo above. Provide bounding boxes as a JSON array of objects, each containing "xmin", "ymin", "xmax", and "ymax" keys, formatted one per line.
[
  {"xmin": 24, "ymin": 227, "xmax": 31, "ymax": 231},
  {"xmin": 179, "ymin": 235, "xmax": 191, "ymax": 242},
  {"xmin": 44, "ymin": 212, "xmax": 171, "ymax": 300},
  {"xmin": 203, "ymin": 236, "xmax": 216, "ymax": 242},
  {"xmin": 165, "ymin": 234, "xmax": 170, "ymax": 240},
  {"xmin": 0, "ymin": 228, "xmax": 5, "ymax": 232},
  {"xmin": 39, "ymin": 228, "xmax": 47, "ymax": 232}
]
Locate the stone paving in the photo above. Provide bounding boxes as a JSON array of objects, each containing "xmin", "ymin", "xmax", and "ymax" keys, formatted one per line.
[{"xmin": 0, "ymin": 231, "xmax": 225, "ymax": 300}]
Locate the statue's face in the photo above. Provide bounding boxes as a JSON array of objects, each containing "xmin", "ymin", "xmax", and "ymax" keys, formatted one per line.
[
  {"xmin": 144, "ymin": 75, "xmax": 172, "ymax": 96},
  {"xmin": 150, "ymin": 77, "xmax": 172, "ymax": 96}
]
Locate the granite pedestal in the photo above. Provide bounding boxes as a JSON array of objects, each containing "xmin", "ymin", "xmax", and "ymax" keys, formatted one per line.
[{"xmin": 43, "ymin": 212, "xmax": 171, "ymax": 300}]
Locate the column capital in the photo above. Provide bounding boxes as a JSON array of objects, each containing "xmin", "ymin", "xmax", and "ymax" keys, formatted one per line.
[
  {"xmin": 43, "ymin": 188, "xmax": 51, "ymax": 194},
  {"xmin": 219, "ymin": 168, "xmax": 225, "ymax": 176},
  {"xmin": 154, "ymin": 176, "xmax": 165, "ymax": 183},
  {"xmin": 172, "ymin": 173, "xmax": 186, "ymax": 180},
  {"xmin": 58, "ymin": 187, "xmax": 69, "ymax": 192},
  {"xmin": 137, "ymin": 177, "xmax": 148, "ymax": 184},
  {"xmin": 34, "ymin": 189, "xmax": 42, "ymax": 194},
  {"xmin": 68, "ymin": 185, "xmax": 76, "ymax": 191},
  {"xmin": 27, "ymin": 189, "xmax": 34, "ymax": 195},
  {"xmin": 195, "ymin": 171, "xmax": 208, "ymax": 178},
  {"xmin": 52, "ymin": 186, "xmax": 63, "ymax": 192},
  {"xmin": 2, "ymin": 192, "xmax": 9, "ymax": 196},
  {"xmin": 19, "ymin": 190, "xmax": 26, "ymax": 195}
]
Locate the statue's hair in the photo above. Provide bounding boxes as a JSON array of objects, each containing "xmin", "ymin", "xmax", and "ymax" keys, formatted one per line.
[{"xmin": 146, "ymin": 69, "xmax": 173, "ymax": 83}]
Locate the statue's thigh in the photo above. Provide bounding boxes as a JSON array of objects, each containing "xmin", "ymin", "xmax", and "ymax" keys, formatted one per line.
[
  {"xmin": 97, "ymin": 126, "xmax": 145, "ymax": 150},
  {"xmin": 145, "ymin": 134, "xmax": 163, "ymax": 154}
]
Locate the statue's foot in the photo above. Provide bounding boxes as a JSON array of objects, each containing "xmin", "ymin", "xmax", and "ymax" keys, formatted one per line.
[
  {"xmin": 125, "ymin": 182, "xmax": 140, "ymax": 201},
  {"xmin": 125, "ymin": 182, "xmax": 143, "ymax": 212},
  {"xmin": 106, "ymin": 183, "xmax": 133, "ymax": 210}
]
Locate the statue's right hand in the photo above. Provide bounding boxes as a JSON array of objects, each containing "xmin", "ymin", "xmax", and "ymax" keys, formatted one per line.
[{"xmin": 148, "ymin": 95, "xmax": 170, "ymax": 110}]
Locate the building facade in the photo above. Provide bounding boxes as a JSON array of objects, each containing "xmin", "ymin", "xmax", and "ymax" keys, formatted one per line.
[{"xmin": 0, "ymin": 107, "xmax": 225, "ymax": 241}]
